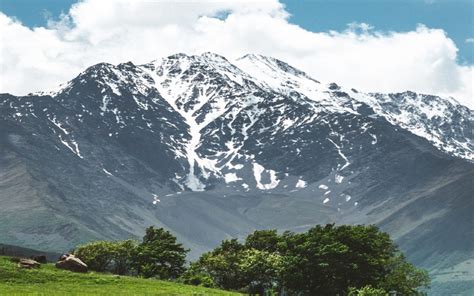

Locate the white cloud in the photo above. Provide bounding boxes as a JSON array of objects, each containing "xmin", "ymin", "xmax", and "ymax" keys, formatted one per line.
[
  {"xmin": 466, "ymin": 38, "xmax": 474, "ymax": 44},
  {"xmin": 0, "ymin": 0, "xmax": 472, "ymax": 108}
]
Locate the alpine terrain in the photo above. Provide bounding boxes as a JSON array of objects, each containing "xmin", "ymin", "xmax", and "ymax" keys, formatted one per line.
[{"xmin": 0, "ymin": 53, "xmax": 472, "ymax": 295}]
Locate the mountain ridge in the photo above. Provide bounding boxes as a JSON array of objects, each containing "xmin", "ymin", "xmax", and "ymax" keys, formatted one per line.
[{"xmin": 1, "ymin": 52, "xmax": 473, "ymax": 295}]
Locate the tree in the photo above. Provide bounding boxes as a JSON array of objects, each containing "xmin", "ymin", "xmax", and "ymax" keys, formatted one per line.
[
  {"xmin": 190, "ymin": 239, "xmax": 246, "ymax": 290},
  {"xmin": 239, "ymin": 248, "xmax": 282, "ymax": 295},
  {"xmin": 134, "ymin": 226, "xmax": 188, "ymax": 279},
  {"xmin": 185, "ymin": 239, "xmax": 282, "ymax": 294},
  {"xmin": 279, "ymin": 224, "xmax": 397, "ymax": 295},
  {"xmin": 112, "ymin": 239, "xmax": 137, "ymax": 275},
  {"xmin": 380, "ymin": 253, "xmax": 430, "ymax": 295},
  {"xmin": 245, "ymin": 229, "xmax": 281, "ymax": 252},
  {"xmin": 74, "ymin": 241, "xmax": 115, "ymax": 272},
  {"xmin": 186, "ymin": 224, "xmax": 430, "ymax": 295}
]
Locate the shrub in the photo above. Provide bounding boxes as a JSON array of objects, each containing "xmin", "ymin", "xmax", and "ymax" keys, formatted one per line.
[
  {"xmin": 74, "ymin": 241, "xmax": 115, "ymax": 272},
  {"xmin": 179, "ymin": 264, "xmax": 217, "ymax": 288},
  {"xmin": 74, "ymin": 240, "xmax": 138, "ymax": 275}
]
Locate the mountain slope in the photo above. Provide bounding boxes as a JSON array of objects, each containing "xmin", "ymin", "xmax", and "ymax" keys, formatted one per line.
[{"xmin": 0, "ymin": 52, "xmax": 472, "ymax": 295}]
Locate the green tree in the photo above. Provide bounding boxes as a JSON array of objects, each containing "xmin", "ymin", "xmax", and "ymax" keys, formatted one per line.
[
  {"xmin": 191, "ymin": 239, "xmax": 246, "ymax": 290},
  {"xmin": 380, "ymin": 253, "xmax": 430, "ymax": 295},
  {"xmin": 239, "ymin": 248, "xmax": 282, "ymax": 295},
  {"xmin": 112, "ymin": 239, "xmax": 137, "ymax": 275},
  {"xmin": 245, "ymin": 229, "xmax": 281, "ymax": 252},
  {"xmin": 134, "ymin": 226, "xmax": 188, "ymax": 279},
  {"xmin": 275, "ymin": 224, "xmax": 425, "ymax": 295},
  {"xmin": 187, "ymin": 224, "xmax": 430, "ymax": 295},
  {"xmin": 74, "ymin": 241, "xmax": 115, "ymax": 272}
]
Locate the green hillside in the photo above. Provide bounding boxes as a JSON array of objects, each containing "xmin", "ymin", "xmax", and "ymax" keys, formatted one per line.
[{"xmin": 0, "ymin": 256, "xmax": 238, "ymax": 295}]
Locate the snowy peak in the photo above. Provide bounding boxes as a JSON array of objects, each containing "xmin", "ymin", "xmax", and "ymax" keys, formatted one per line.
[
  {"xmin": 235, "ymin": 54, "xmax": 324, "ymax": 96},
  {"xmin": 13, "ymin": 52, "xmax": 473, "ymax": 192},
  {"xmin": 237, "ymin": 54, "xmax": 314, "ymax": 80}
]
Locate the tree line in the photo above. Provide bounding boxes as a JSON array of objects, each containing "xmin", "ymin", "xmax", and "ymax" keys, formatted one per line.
[{"xmin": 73, "ymin": 224, "xmax": 430, "ymax": 295}]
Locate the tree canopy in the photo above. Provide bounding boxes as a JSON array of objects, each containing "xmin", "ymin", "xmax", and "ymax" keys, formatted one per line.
[{"xmin": 183, "ymin": 224, "xmax": 430, "ymax": 295}]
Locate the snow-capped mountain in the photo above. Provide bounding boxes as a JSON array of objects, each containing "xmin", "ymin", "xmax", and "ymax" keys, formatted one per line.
[
  {"xmin": 29, "ymin": 52, "xmax": 473, "ymax": 192},
  {"xmin": 1, "ymin": 52, "xmax": 473, "ymax": 295}
]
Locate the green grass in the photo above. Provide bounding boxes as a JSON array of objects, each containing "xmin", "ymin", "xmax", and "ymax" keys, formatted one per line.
[{"xmin": 0, "ymin": 256, "xmax": 239, "ymax": 295}]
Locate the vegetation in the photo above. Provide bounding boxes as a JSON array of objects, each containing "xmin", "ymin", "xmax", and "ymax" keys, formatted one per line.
[
  {"xmin": 74, "ymin": 227, "xmax": 187, "ymax": 280},
  {"xmin": 75, "ymin": 240, "xmax": 116, "ymax": 272},
  {"xmin": 134, "ymin": 226, "xmax": 188, "ymax": 279},
  {"xmin": 0, "ymin": 256, "xmax": 238, "ymax": 295},
  {"xmin": 183, "ymin": 224, "xmax": 430, "ymax": 295},
  {"xmin": 348, "ymin": 285, "xmax": 388, "ymax": 296},
  {"xmin": 1, "ymin": 224, "xmax": 430, "ymax": 295}
]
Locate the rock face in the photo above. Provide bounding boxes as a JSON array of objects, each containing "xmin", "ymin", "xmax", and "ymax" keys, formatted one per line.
[
  {"xmin": 17, "ymin": 258, "xmax": 41, "ymax": 269},
  {"xmin": 55, "ymin": 254, "xmax": 88, "ymax": 273},
  {"xmin": 0, "ymin": 53, "xmax": 472, "ymax": 295}
]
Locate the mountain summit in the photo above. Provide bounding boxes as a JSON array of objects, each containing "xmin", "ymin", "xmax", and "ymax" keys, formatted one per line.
[{"xmin": 1, "ymin": 52, "xmax": 473, "ymax": 295}]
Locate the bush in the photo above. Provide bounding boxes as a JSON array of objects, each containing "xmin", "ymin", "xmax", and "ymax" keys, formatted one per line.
[
  {"xmin": 179, "ymin": 264, "xmax": 217, "ymax": 288},
  {"xmin": 75, "ymin": 241, "xmax": 115, "ymax": 272},
  {"xmin": 74, "ymin": 240, "xmax": 138, "ymax": 274}
]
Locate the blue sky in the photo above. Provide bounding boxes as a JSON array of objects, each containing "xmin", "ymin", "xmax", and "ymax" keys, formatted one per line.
[{"xmin": 1, "ymin": 0, "xmax": 473, "ymax": 64}]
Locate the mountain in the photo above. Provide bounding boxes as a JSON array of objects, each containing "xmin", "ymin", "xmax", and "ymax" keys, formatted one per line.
[{"xmin": 1, "ymin": 52, "xmax": 472, "ymax": 295}]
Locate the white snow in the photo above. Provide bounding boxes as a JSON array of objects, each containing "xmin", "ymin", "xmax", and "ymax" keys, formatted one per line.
[
  {"xmin": 102, "ymin": 168, "xmax": 113, "ymax": 176},
  {"xmin": 342, "ymin": 194, "xmax": 351, "ymax": 202},
  {"xmin": 327, "ymin": 138, "xmax": 350, "ymax": 170},
  {"xmin": 224, "ymin": 173, "xmax": 242, "ymax": 183},
  {"xmin": 152, "ymin": 194, "xmax": 161, "ymax": 204},
  {"xmin": 253, "ymin": 162, "xmax": 280, "ymax": 190},
  {"xmin": 281, "ymin": 118, "xmax": 295, "ymax": 130},
  {"xmin": 295, "ymin": 179, "xmax": 307, "ymax": 188},
  {"xmin": 369, "ymin": 133, "xmax": 378, "ymax": 145},
  {"xmin": 335, "ymin": 174, "xmax": 344, "ymax": 184},
  {"xmin": 49, "ymin": 117, "xmax": 83, "ymax": 159}
]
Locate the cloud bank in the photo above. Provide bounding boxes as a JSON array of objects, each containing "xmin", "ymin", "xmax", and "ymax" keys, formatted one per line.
[{"xmin": 0, "ymin": 0, "xmax": 472, "ymax": 108}]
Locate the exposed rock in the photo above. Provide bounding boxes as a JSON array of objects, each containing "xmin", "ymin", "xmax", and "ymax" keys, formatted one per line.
[
  {"xmin": 17, "ymin": 258, "xmax": 41, "ymax": 269},
  {"xmin": 55, "ymin": 254, "xmax": 88, "ymax": 273}
]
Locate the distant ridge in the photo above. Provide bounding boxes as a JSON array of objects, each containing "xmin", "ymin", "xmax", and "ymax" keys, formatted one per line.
[{"xmin": 0, "ymin": 243, "xmax": 60, "ymax": 262}]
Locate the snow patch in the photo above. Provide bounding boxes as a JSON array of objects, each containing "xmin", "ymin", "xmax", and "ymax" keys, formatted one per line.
[
  {"xmin": 369, "ymin": 133, "xmax": 378, "ymax": 145},
  {"xmin": 102, "ymin": 168, "xmax": 113, "ymax": 176},
  {"xmin": 295, "ymin": 179, "xmax": 307, "ymax": 188},
  {"xmin": 224, "ymin": 173, "xmax": 242, "ymax": 183},
  {"xmin": 253, "ymin": 162, "xmax": 280, "ymax": 190},
  {"xmin": 152, "ymin": 194, "xmax": 161, "ymax": 205},
  {"xmin": 319, "ymin": 184, "xmax": 329, "ymax": 190},
  {"xmin": 335, "ymin": 174, "xmax": 344, "ymax": 184}
]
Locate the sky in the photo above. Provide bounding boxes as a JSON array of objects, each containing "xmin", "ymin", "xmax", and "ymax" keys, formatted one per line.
[{"xmin": 0, "ymin": 0, "xmax": 473, "ymax": 108}]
